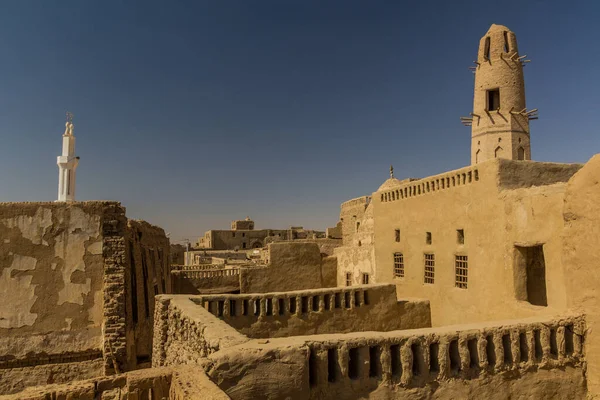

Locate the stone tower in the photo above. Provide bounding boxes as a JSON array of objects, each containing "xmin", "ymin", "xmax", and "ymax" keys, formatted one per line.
[
  {"xmin": 466, "ymin": 24, "xmax": 536, "ymax": 165},
  {"xmin": 56, "ymin": 115, "xmax": 80, "ymax": 202}
]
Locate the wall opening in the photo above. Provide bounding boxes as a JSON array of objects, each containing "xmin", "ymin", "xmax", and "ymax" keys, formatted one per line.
[
  {"xmin": 487, "ymin": 89, "xmax": 500, "ymax": 111},
  {"xmin": 289, "ymin": 297, "xmax": 297, "ymax": 314},
  {"xmin": 486, "ymin": 335, "xmax": 496, "ymax": 366},
  {"xmin": 346, "ymin": 272, "xmax": 352, "ymax": 287},
  {"xmin": 309, "ymin": 350, "xmax": 318, "ymax": 387},
  {"xmin": 328, "ymin": 348, "xmax": 337, "ymax": 382},
  {"xmin": 503, "ymin": 31, "xmax": 510, "ymax": 52},
  {"xmin": 534, "ymin": 330, "xmax": 543, "ymax": 360},
  {"xmin": 550, "ymin": 328, "xmax": 558, "ymax": 357},
  {"xmin": 449, "ymin": 340, "xmax": 461, "ymax": 374},
  {"xmin": 391, "ymin": 344, "xmax": 401, "ymax": 378},
  {"xmin": 369, "ymin": 346, "xmax": 381, "ymax": 378},
  {"xmin": 484, "ymin": 36, "xmax": 491, "ymax": 60},
  {"xmin": 426, "ymin": 232, "xmax": 432, "ymax": 245},
  {"xmin": 429, "ymin": 343, "xmax": 440, "ymax": 373},
  {"xmin": 278, "ymin": 298, "xmax": 285, "ymax": 315},
  {"xmin": 363, "ymin": 290, "xmax": 370, "ymax": 305},
  {"xmin": 565, "ymin": 325, "xmax": 575, "ymax": 355},
  {"xmin": 334, "ymin": 293, "xmax": 341, "ymax": 309},
  {"xmin": 312, "ymin": 296, "xmax": 319, "ymax": 312},
  {"xmin": 354, "ymin": 291, "xmax": 361, "ymax": 307},
  {"xmin": 455, "ymin": 255, "xmax": 468, "ymax": 289},
  {"xmin": 217, "ymin": 300, "xmax": 225, "ymax": 317},
  {"xmin": 514, "ymin": 245, "xmax": 548, "ymax": 306},
  {"xmin": 301, "ymin": 296, "xmax": 309, "ymax": 313},
  {"xmin": 457, "ymin": 229, "xmax": 465, "ymax": 244},
  {"xmin": 362, "ymin": 273, "xmax": 369, "ymax": 285},
  {"xmin": 129, "ymin": 242, "xmax": 139, "ymax": 324},
  {"xmin": 254, "ymin": 299, "xmax": 260, "ymax": 316},
  {"xmin": 230, "ymin": 300, "xmax": 236, "ymax": 316},
  {"xmin": 243, "ymin": 299, "xmax": 249, "ymax": 316},
  {"xmin": 424, "ymin": 253, "xmax": 435, "ymax": 284},
  {"xmin": 519, "ymin": 332, "xmax": 529, "ymax": 362},
  {"xmin": 411, "ymin": 343, "xmax": 423, "ymax": 376},
  {"xmin": 518, "ymin": 147, "xmax": 525, "ymax": 160},
  {"xmin": 502, "ymin": 334, "xmax": 513, "ymax": 364},
  {"xmin": 348, "ymin": 348, "xmax": 360, "ymax": 380},
  {"xmin": 394, "ymin": 252, "xmax": 404, "ymax": 278},
  {"xmin": 395, "ymin": 229, "xmax": 400, "ymax": 242},
  {"xmin": 468, "ymin": 339, "xmax": 479, "ymax": 368}
]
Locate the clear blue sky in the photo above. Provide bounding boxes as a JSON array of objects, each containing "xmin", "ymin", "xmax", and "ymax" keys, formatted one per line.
[{"xmin": 0, "ymin": 1, "xmax": 598, "ymax": 243}]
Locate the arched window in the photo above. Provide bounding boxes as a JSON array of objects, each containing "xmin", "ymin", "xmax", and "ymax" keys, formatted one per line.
[{"xmin": 517, "ymin": 147, "xmax": 525, "ymax": 160}]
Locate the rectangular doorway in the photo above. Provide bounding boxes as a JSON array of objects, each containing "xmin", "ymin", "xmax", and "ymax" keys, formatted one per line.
[{"xmin": 514, "ymin": 245, "xmax": 548, "ymax": 306}]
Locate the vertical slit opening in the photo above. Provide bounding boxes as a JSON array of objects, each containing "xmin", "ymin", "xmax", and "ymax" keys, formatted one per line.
[
  {"xmin": 242, "ymin": 299, "xmax": 249, "ymax": 316},
  {"xmin": 217, "ymin": 300, "xmax": 224, "ymax": 317},
  {"xmin": 449, "ymin": 340, "xmax": 461, "ymax": 374},
  {"xmin": 363, "ymin": 291, "xmax": 370, "ymax": 305},
  {"xmin": 328, "ymin": 348, "xmax": 337, "ymax": 383},
  {"xmin": 411, "ymin": 343, "xmax": 423, "ymax": 376},
  {"xmin": 429, "ymin": 343, "xmax": 440, "ymax": 373},
  {"xmin": 253, "ymin": 299, "xmax": 260, "ymax": 316},
  {"xmin": 289, "ymin": 297, "xmax": 297, "ymax": 314},
  {"xmin": 229, "ymin": 300, "xmax": 236, "ymax": 317},
  {"xmin": 348, "ymin": 348, "xmax": 360, "ymax": 380},
  {"xmin": 278, "ymin": 298, "xmax": 285, "ymax": 315},
  {"xmin": 369, "ymin": 346, "xmax": 381, "ymax": 378},
  {"xmin": 309, "ymin": 349, "xmax": 318, "ymax": 387},
  {"xmin": 344, "ymin": 292, "xmax": 351, "ymax": 309},
  {"xmin": 519, "ymin": 333, "xmax": 529, "ymax": 362},
  {"xmin": 312, "ymin": 296, "xmax": 319, "ymax": 312},
  {"xmin": 565, "ymin": 325, "xmax": 574, "ymax": 355},
  {"xmin": 534, "ymin": 330, "xmax": 543, "ymax": 361},
  {"xmin": 391, "ymin": 344, "xmax": 401, "ymax": 378},
  {"xmin": 502, "ymin": 334, "xmax": 513, "ymax": 364},
  {"xmin": 301, "ymin": 296, "xmax": 309, "ymax": 314},
  {"xmin": 486, "ymin": 335, "xmax": 496, "ymax": 367},
  {"xmin": 354, "ymin": 291, "xmax": 360, "ymax": 307},
  {"xmin": 468, "ymin": 339, "xmax": 479, "ymax": 368},
  {"xmin": 334, "ymin": 293, "xmax": 341, "ymax": 309}
]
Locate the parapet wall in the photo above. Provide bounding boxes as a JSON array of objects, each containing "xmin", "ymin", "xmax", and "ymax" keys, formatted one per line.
[
  {"xmin": 171, "ymin": 267, "xmax": 241, "ymax": 294},
  {"xmin": 193, "ymin": 284, "xmax": 431, "ymax": 338},
  {"xmin": 207, "ymin": 314, "xmax": 586, "ymax": 400}
]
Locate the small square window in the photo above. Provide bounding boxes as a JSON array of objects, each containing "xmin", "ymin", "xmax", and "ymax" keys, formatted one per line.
[
  {"xmin": 457, "ymin": 229, "xmax": 465, "ymax": 245},
  {"xmin": 487, "ymin": 89, "xmax": 500, "ymax": 111},
  {"xmin": 395, "ymin": 229, "xmax": 400, "ymax": 242},
  {"xmin": 426, "ymin": 232, "xmax": 432, "ymax": 245}
]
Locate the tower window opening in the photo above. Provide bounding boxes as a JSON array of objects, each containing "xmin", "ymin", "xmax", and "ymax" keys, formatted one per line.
[
  {"xmin": 484, "ymin": 36, "xmax": 491, "ymax": 60},
  {"xmin": 503, "ymin": 31, "xmax": 510, "ymax": 52},
  {"xmin": 487, "ymin": 89, "xmax": 500, "ymax": 111},
  {"xmin": 518, "ymin": 147, "xmax": 525, "ymax": 160}
]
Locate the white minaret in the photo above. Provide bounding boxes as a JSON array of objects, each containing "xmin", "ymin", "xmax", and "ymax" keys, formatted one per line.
[{"xmin": 57, "ymin": 113, "xmax": 79, "ymax": 202}]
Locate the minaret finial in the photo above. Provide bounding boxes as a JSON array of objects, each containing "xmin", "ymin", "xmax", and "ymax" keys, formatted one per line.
[
  {"xmin": 390, "ymin": 164, "xmax": 394, "ymax": 179},
  {"xmin": 66, "ymin": 111, "xmax": 73, "ymax": 123}
]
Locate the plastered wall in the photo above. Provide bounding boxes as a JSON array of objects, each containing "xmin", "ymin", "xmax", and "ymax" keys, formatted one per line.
[{"xmin": 372, "ymin": 159, "xmax": 581, "ymax": 326}]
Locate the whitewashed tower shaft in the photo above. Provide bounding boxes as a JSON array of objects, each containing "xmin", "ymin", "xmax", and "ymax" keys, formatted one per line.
[{"xmin": 57, "ymin": 114, "xmax": 79, "ymax": 202}]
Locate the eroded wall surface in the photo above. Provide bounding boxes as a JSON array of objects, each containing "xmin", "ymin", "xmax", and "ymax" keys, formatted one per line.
[
  {"xmin": 0, "ymin": 202, "xmax": 111, "ymax": 394},
  {"xmin": 240, "ymin": 242, "xmax": 335, "ymax": 293}
]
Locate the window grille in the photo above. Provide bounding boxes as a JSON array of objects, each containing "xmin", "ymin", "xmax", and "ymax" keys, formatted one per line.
[{"xmin": 424, "ymin": 254, "xmax": 435, "ymax": 284}]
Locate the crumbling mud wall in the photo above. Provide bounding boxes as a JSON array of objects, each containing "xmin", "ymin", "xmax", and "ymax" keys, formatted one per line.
[
  {"xmin": 0, "ymin": 365, "xmax": 230, "ymax": 400},
  {"xmin": 0, "ymin": 202, "xmax": 108, "ymax": 394},
  {"xmin": 207, "ymin": 314, "xmax": 586, "ymax": 400},
  {"xmin": 194, "ymin": 284, "xmax": 431, "ymax": 338},
  {"xmin": 240, "ymin": 242, "xmax": 336, "ymax": 293},
  {"xmin": 0, "ymin": 201, "xmax": 172, "ymax": 395},
  {"xmin": 124, "ymin": 220, "xmax": 172, "ymax": 370}
]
